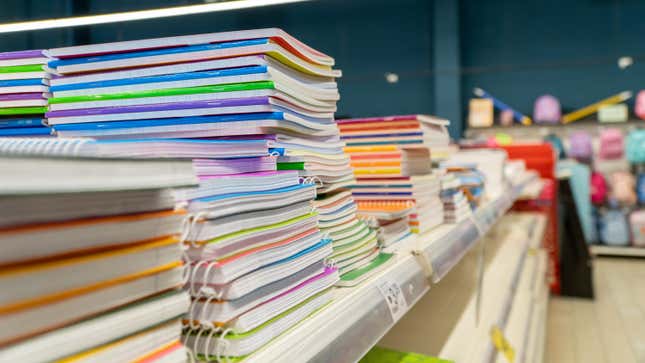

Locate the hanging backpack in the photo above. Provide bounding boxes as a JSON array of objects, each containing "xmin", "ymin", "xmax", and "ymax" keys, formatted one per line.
[
  {"xmin": 598, "ymin": 128, "xmax": 624, "ymax": 159},
  {"xmin": 630, "ymin": 210, "xmax": 645, "ymax": 247},
  {"xmin": 598, "ymin": 206, "xmax": 631, "ymax": 246},
  {"xmin": 626, "ymin": 130, "xmax": 645, "ymax": 163},
  {"xmin": 635, "ymin": 90, "xmax": 645, "ymax": 120},
  {"xmin": 544, "ymin": 134, "xmax": 565, "ymax": 159},
  {"xmin": 533, "ymin": 94, "xmax": 561, "ymax": 124},
  {"xmin": 590, "ymin": 172, "xmax": 607, "ymax": 205},
  {"xmin": 610, "ymin": 171, "xmax": 637, "ymax": 206},
  {"xmin": 568, "ymin": 131, "xmax": 593, "ymax": 161}
]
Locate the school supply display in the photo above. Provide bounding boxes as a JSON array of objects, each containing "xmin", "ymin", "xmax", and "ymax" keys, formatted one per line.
[
  {"xmin": 598, "ymin": 205, "xmax": 631, "ymax": 246},
  {"xmin": 561, "ymin": 91, "xmax": 632, "ymax": 124},
  {"xmin": 591, "ymin": 172, "xmax": 608, "ymax": 205},
  {"xmin": 635, "ymin": 90, "xmax": 645, "ymax": 120},
  {"xmin": 626, "ymin": 130, "xmax": 645, "ymax": 163},
  {"xmin": 567, "ymin": 131, "xmax": 593, "ymax": 162},
  {"xmin": 473, "ymin": 87, "xmax": 532, "ymax": 125},
  {"xmin": 598, "ymin": 128, "xmax": 624, "ymax": 159},
  {"xmin": 0, "ymin": 50, "xmax": 53, "ymax": 137}
]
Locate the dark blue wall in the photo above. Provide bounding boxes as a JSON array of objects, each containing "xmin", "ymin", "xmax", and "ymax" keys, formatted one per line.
[
  {"xmin": 1, "ymin": 0, "xmax": 644, "ymax": 137},
  {"xmin": 460, "ymin": 0, "xmax": 645, "ymax": 118}
]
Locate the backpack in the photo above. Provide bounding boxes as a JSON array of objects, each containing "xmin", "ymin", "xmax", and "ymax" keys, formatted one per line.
[
  {"xmin": 626, "ymin": 130, "xmax": 645, "ymax": 163},
  {"xmin": 635, "ymin": 90, "xmax": 645, "ymax": 120},
  {"xmin": 631, "ymin": 210, "xmax": 645, "ymax": 247},
  {"xmin": 637, "ymin": 173, "xmax": 645, "ymax": 205},
  {"xmin": 568, "ymin": 131, "xmax": 593, "ymax": 161},
  {"xmin": 544, "ymin": 134, "xmax": 565, "ymax": 159},
  {"xmin": 598, "ymin": 128, "xmax": 624, "ymax": 159},
  {"xmin": 590, "ymin": 172, "xmax": 607, "ymax": 205},
  {"xmin": 598, "ymin": 206, "xmax": 631, "ymax": 246},
  {"xmin": 610, "ymin": 171, "xmax": 637, "ymax": 206},
  {"xmin": 533, "ymin": 95, "xmax": 561, "ymax": 124}
]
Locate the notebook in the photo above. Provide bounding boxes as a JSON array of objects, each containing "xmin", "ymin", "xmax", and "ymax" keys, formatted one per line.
[
  {"xmin": 337, "ymin": 252, "xmax": 394, "ymax": 287},
  {"xmin": 193, "ymin": 156, "xmax": 276, "ymax": 176},
  {"xmin": 175, "ymin": 170, "xmax": 299, "ymax": 201},
  {"xmin": 0, "ymin": 291, "xmax": 189, "ymax": 362},
  {"xmin": 339, "ymin": 114, "xmax": 450, "ymax": 147},
  {"xmin": 186, "ymin": 260, "xmax": 325, "ymax": 326},
  {"xmin": 189, "ymin": 266, "xmax": 337, "ymax": 334},
  {"xmin": 186, "ymin": 200, "xmax": 312, "ymax": 242},
  {"xmin": 186, "ymin": 183, "xmax": 317, "ymax": 219},
  {"xmin": 0, "ymin": 156, "xmax": 196, "ymax": 194},
  {"xmin": 57, "ymin": 319, "xmax": 182, "ymax": 363},
  {"xmin": 186, "ymin": 289, "xmax": 332, "ymax": 359},
  {"xmin": 0, "ymin": 210, "xmax": 185, "ymax": 266},
  {"xmin": 0, "ymin": 263, "xmax": 183, "ymax": 345},
  {"xmin": 189, "ymin": 239, "xmax": 332, "ymax": 300},
  {"xmin": 0, "ymin": 236, "xmax": 181, "ymax": 307},
  {"xmin": 0, "ymin": 189, "xmax": 176, "ymax": 229},
  {"xmin": 188, "ymin": 230, "xmax": 323, "ymax": 286}
]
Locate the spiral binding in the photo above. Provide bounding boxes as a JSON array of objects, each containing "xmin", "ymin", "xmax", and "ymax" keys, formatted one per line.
[
  {"xmin": 299, "ymin": 176, "xmax": 324, "ymax": 188},
  {"xmin": 0, "ymin": 138, "xmax": 91, "ymax": 157}
]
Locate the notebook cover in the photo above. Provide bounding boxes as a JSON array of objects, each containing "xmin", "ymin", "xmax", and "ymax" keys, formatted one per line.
[
  {"xmin": 0, "ymin": 107, "xmax": 47, "ymax": 115},
  {"xmin": 0, "ymin": 118, "xmax": 44, "ymax": 128},
  {"xmin": 49, "ymin": 64, "xmax": 268, "ymax": 92},
  {"xmin": 0, "ymin": 64, "xmax": 45, "ymax": 73},
  {"xmin": 360, "ymin": 346, "xmax": 453, "ymax": 363},
  {"xmin": 48, "ymin": 39, "xmax": 269, "ymax": 69},
  {"xmin": 0, "ymin": 127, "xmax": 50, "ymax": 136},
  {"xmin": 339, "ymin": 253, "xmax": 393, "ymax": 281},
  {"xmin": 47, "ymin": 80, "xmax": 274, "ymax": 104}
]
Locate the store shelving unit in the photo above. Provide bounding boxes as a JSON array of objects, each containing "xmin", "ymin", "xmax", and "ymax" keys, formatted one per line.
[
  {"xmin": 464, "ymin": 119, "xmax": 644, "ymax": 140},
  {"xmin": 589, "ymin": 245, "xmax": 645, "ymax": 257},
  {"xmin": 245, "ymin": 173, "xmax": 538, "ymax": 363}
]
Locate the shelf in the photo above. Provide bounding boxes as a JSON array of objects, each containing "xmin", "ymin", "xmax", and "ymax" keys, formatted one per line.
[
  {"xmin": 464, "ymin": 119, "xmax": 644, "ymax": 140},
  {"xmin": 417, "ymin": 172, "xmax": 538, "ymax": 283},
  {"xmin": 244, "ymin": 174, "xmax": 537, "ymax": 363},
  {"xmin": 439, "ymin": 213, "xmax": 547, "ymax": 363},
  {"xmin": 590, "ymin": 245, "xmax": 645, "ymax": 257}
]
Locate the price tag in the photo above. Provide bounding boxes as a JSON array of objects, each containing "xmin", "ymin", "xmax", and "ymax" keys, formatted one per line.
[
  {"xmin": 490, "ymin": 325, "xmax": 515, "ymax": 363},
  {"xmin": 377, "ymin": 280, "xmax": 408, "ymax": 322}
]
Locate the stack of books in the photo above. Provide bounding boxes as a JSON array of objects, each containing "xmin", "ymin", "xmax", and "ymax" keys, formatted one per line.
[
  {"xmin": 440, "ymin": 163, "xmax": 485, "ymax": 210},
  {"xmin": 45, "ymin": 28, "xmax": 345, "ymax": 361},
  {"xmin": 440, "ymin": 173, "xmax": 473, "ymax": 223},
  {"xmin": 0, "ymin": 50, "xmax": 52, "ymax": 137},
  {"xmin": 339, "ymin": 115, "xmax": 450, "ymax": 235},
  {"xmin": 0, "ymin": 138, "xmax": 197, "ymax": 362}
]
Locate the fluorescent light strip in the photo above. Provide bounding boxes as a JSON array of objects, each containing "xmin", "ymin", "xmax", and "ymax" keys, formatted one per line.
[{"xmin": 0, "ymin": 0, "xmax": 310, "ymax": 34}]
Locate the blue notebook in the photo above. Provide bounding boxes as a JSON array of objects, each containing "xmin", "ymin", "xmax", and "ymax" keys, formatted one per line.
[
  {"xmin": 49, "ymin": 65, "xmax": 268, "ymax": 92},
  {"xmin": 48, "ymin": 38, "xmax": 269, "ymax": 68},
  {"xmin": 0, "ymin": 127, "xmax": 51, "ymax": 136},
  {"xmin": 0, "ymin": 79, "xmax": 46, "ymax": 87},
  {"xmin": 0, "ymin": 118, "xmax": 44, "ymax": 128}
]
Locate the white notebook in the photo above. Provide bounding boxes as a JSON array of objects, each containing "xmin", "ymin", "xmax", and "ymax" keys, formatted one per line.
[
  {"xmin": 0, "ymin": 188, "xmax": 176, "ymax": 228},
  {"xmin": 0, "ymin": 291, "xmax": 189, "ymax": 363},
  {"xmin": 0, "ymin": 210, "xmax": 184, "ymax": 266}
]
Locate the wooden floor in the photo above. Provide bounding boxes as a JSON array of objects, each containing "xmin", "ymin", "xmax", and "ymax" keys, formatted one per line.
[{"xmin": 546, "ymin": 257, "xmax": 645, "ymax": 363}]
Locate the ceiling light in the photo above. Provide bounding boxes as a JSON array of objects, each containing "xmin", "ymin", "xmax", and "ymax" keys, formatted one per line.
[{"xmin": 0, "ymin": 0, "xmax": 310, "ymax": 34}]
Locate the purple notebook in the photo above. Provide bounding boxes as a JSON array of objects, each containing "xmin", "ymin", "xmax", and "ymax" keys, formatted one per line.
[
  {"xmin": 0, "ymin": 93, "xmax": 47, "ymax": 101},
  {"xmin": 0, "ymin": 50, "xmax": 45, "ymax": 60},
  {"xmin": 46, "ymin": 96, "xmax": 272, "ymax": 118},
  {"xmin": 197, "ymin": 170, "xmax": 296, "ymax": 181},
  {"xmin": 192, "ymin": 156, "xmax": 276, "ymax": 176}
]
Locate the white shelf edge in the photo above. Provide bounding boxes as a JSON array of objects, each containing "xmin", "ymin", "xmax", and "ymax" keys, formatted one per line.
[
  {"xmin": 243, "ymin": 173, "xmax": 536, "ymax": 363},
  {"xmin": 590, "ymin": 245, "xmax": 645, "ymax": 257}
]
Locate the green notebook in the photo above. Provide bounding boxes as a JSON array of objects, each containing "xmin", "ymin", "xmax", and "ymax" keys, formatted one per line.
[
  {"xmin": 339, "ymin": 252, "xmax": 393, "ymax": 283},
  {"xmin": 0, "ymin": 106, "xmax": 47, "ymax": 115},
  {"xmin": 48, "ymin": 80, "xmax": 275, "ymax": 104},
  {"xmin": 277, "ymin": 162, "xmax": 306, "ymax": 171},
  {"xmin": 360, "ymin": 346, "xmax": 454, "ymax": 363},
  {"xmin": 0, "ymin": 64, "xmax": 44, "ymax": 73}
]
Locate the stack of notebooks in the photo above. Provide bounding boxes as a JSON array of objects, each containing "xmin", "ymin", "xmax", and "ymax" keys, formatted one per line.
[
  {"xmin": 0, "ymin": 50, "xmax": 52, "ymax": 137},
  {"xmin": 339, "ymin": 115, "xmax": 449, "ymax": 235},
  {"xmin": 0, "ymin": 138, "xmax": 197, "ymax": 362},
  {"xmin": 440, "ymin": 162, "xmax": 485, "ymax": 210},
  {"xmin": 338, "ymin": 114, "xmax": 455, "ymax": 161},
  {"xmin": 44, "ymin": 28, "xmax": 349, "ymax": 361},
  {"xmin": 440, "ymin": 173, "xmax": 473, "ymax": 223}
]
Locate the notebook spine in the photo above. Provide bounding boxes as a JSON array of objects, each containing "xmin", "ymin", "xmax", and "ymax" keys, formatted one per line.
[{"xmin": 355, "ymin": 200, "xmax": 415, "ymax": 210}]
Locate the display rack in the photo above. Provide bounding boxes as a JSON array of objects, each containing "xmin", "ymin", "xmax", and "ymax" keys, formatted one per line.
[
  {"xmin": 464, "ymin": 119, "xmax": 644, "ymax": 140},
  {"xmin": 589, "ymin": 245, "xmax": 645, "ymax": 257},
  {"xmin": 245, "ymin": 173, "xmax": 538, "ymax": 363}
]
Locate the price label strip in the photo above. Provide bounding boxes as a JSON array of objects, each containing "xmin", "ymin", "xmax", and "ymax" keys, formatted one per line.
[
  {"xmin": 377, "ymin": 280, "xmax": 409, "ymax": 322},
  {"xmin": 490, "ymin": 325, "xmax": 515, "ymax": 363}
]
